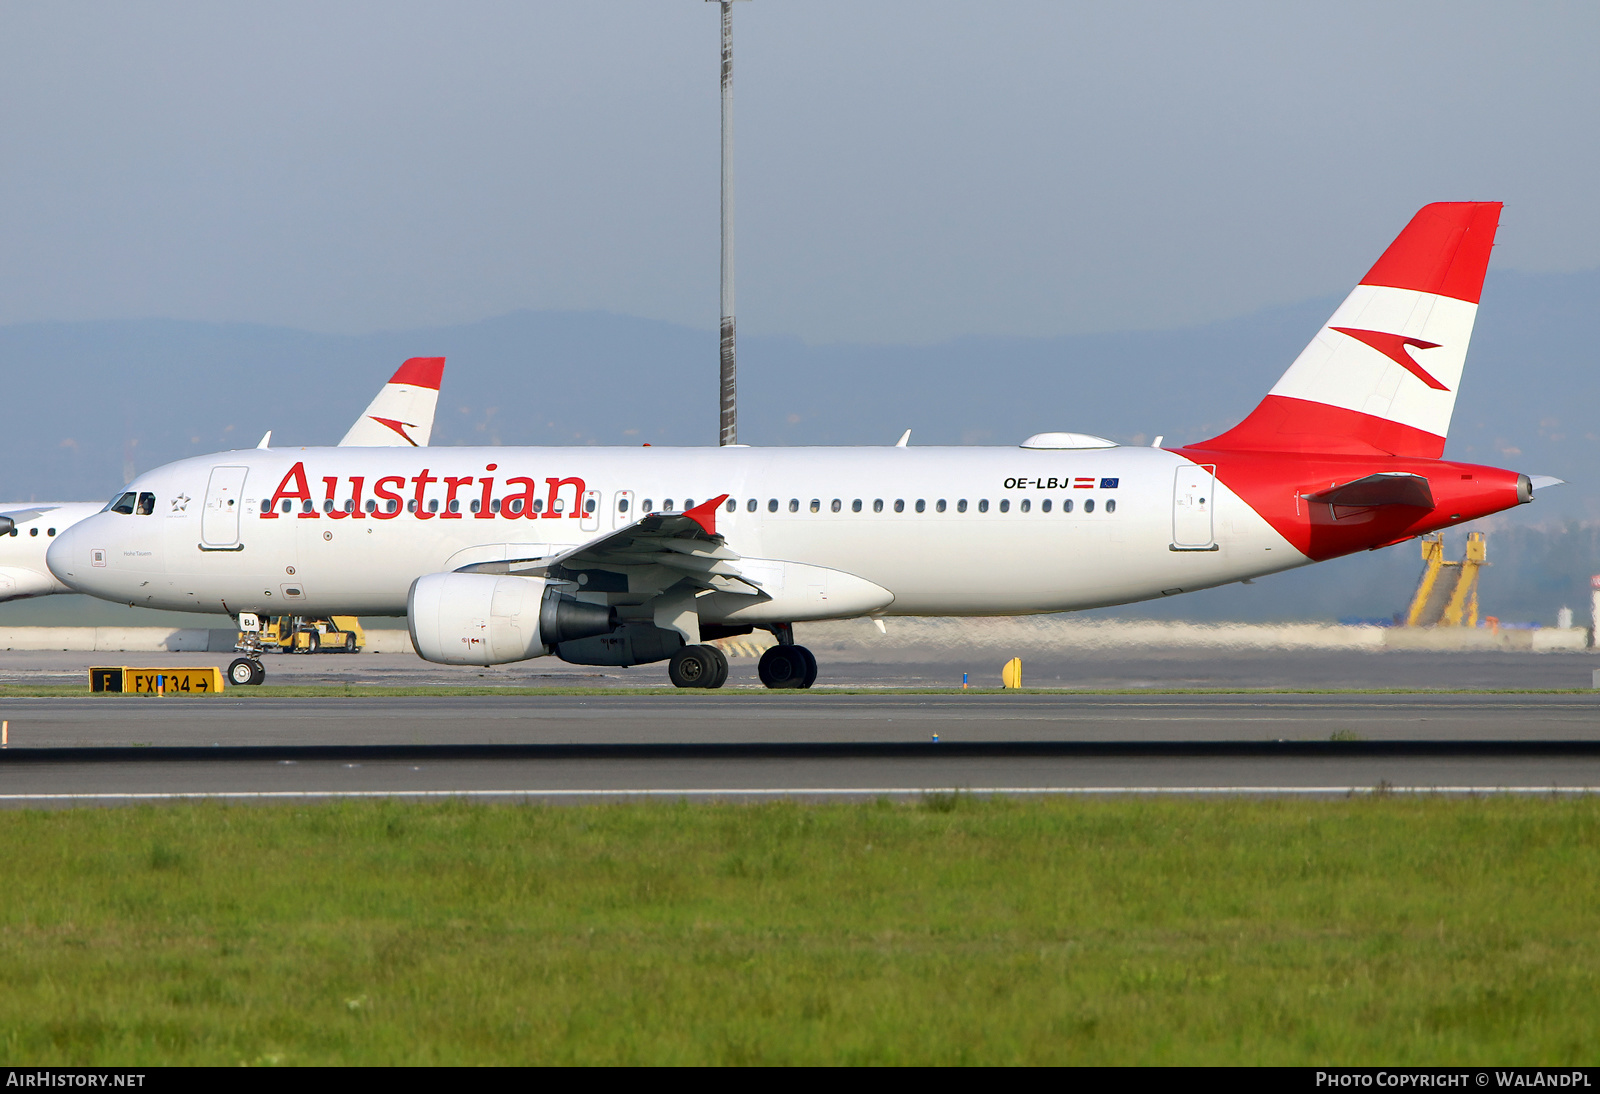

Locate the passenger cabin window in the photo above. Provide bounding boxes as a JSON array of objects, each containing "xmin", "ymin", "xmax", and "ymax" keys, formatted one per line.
[
  {"xmin": 768, "ymin": 499, "xmax": 778, "ymax": 512},
  {"xmin": 998, "ymin": 500, "xmax": 1010, "ymax": 513},
  {"xmin": 448, "ymin": 499, "xmax": 461, "ymax": 513},
  {"xmin": 29, "ymin": 528, "xmax": 37, "ymax": 536},
  {"xmin": 747, "ymin": 499, "xmax": 757, "ymax": 512},
  {"xmin": 585, "ymin": 498, "xmax": 597, "ymax": 514},
  {"xmin": 470, "ymin": 500, "xmax": 480, "ymax": 513},
  {"xmin": 957, "ymin": 499, "xmax": 967, "ymax": 513},
  {"xmin": 852, "ymin": 500, "xmax": 862, "ymax": 513},
  {"xmin": 978, "ymin": 499, "xmax": 989, "ymax": 513},
  {"xmin": 1020, "ymin": 499, "xmax": 1030, "ymax": 513},
  {"xmin": 831, "ymin": 499, "xmax": 842, "ymax": 512},
  {"xmin": 1106, "ymin": 499, "xmax": 1116, "ymax": 513},
  {"xmin": 936, "ymin": 499, "xmax": 946, "ymax": 513},
  {"xmin": 789, "ymin": 499, "xmax": 799, "ymax": 513},
  {"xmin": 662, "ymin": 500, "xmax": 674, "ymax": 512},
  {"xmin": 47, "ymin": 527, "xmax": 55, "ymax": 536},
  {"xmin": 893, "ymin": 500, "xmax": 904, "ymax": 513},
  {"xmin": 873, "ymin": 499, "xmax": 884, "ymax": 513},
  {"xmin": 1085, "ymin": 499, "xmax": 1095, "ymax": 513},
  {"xmin": 136, "ymin": 492, "xmax": 156, "ymax": 515},
  {"xmin": 345, "ymin": 500, "xmax": 356, "ymax": 514},
  {"xmin": 725, "ymin": 499, "xmax": 736, "ymax": 513},
  {"xmin": 491, "ymin": 499, "xmax": 501, "ymax": 513},
  {"xmin": 618, "ymin": 498, "xmax": 630, "ymax": 513},
  {"xmin": 407, "ymin": 499, "xmax": 419, "ymax": 513},
  {"xmin": 1042, "ymin": 499, "xmax": 1052, "ymax": 513},
  {"xmin": 324, "ymin": 500, "xmax": 336, "ymax": 513},
  {"xmin": 684, "ymin": 500, "xmax": 694, "ymax": 511},
  {"xmin": 810, "ymin": 499, "xmax": 820, "ymax": 513},
  {"xmin": 108, "ymin": 492, "xmax": 136, "ymax": 515},
  {"xmin": 915, "ymin": 500, "xmax": 925, "ymax": 513},
  {"xmin": 366, "ymin": 500, "xmax": 378, "ymax": 514},
  {"xmin": 1063, "ymin": 498, "xmax": 1074, "ymax": 513},
  {"xmin": 303, "ymin": 500, "xmax": 316, "ymax": 514}
]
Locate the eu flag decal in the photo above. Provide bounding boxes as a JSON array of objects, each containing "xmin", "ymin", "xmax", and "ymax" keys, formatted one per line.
[{"xmin": 1100, "ymin": 477, "xmax": 1119, "ymax": 489}]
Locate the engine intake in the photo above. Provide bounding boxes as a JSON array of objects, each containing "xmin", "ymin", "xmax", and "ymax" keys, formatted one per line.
[{"xmin": 408, "ymin": 572, "xmax": 617, "ymax": 666}]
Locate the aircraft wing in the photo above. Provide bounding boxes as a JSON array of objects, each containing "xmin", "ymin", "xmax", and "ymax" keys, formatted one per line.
[
  {"xmin": 0, "ymin": 506, "xmax": 62, "ymax": 526},
  {"xmin": 1302, "ymin": 473, "xmax": 1434, "ymax": 509},
  {"xmin": 337, "ymin": 357, "xmax": 446, "ymax": 447},
  {"xmin": 455, "ymin": 494, "xmax": 757, "ymax": 594}
]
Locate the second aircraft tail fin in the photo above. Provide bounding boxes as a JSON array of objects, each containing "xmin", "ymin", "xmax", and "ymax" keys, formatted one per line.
[{"xmin": 338, "ymin": 357, "xmax": 446, "ymax": 448}]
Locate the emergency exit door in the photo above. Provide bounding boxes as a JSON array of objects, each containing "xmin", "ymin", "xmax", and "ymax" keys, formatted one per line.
[
  {"xmin": 201, "ymin": 466, "xmax": 249, "ymax": 547},
  {"xmin": 1171, "ymin": 464, "xmax": 1216, "ymax": 549}
]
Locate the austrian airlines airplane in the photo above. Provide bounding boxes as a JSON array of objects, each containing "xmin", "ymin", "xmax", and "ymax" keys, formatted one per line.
[
  {"xmin": 0, "ymin": 357, "xmax": 446, "ymax": 604},
  {"xmin": 49, "ymin": 203, "xmax": 1552, "ymax": 689}
]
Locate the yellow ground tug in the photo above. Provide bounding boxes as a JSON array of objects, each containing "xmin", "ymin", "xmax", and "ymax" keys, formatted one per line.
[
  {"xmin": 236, "ymin": 616, "xmax": 366, "ymax": 654},
  {"xmin": 228, "ymin": 613, "xmax": 366, "ymax": 686},
  {"xmin": 1404, "ymin": 531, "xmax": 1487, "ymax": 627}
]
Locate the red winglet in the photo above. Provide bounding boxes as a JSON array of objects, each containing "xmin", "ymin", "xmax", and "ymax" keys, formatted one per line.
[
  {"xmin": 1359, "ymin": 202, "xmax": 1501, "ymax": 304},
  {"xmin": 683, "ymin": 494, "xmax": 729, "ymax": 535},
  {"xmin": 389, "ymin": 356, "xmax": 446, "ymax": 390}
]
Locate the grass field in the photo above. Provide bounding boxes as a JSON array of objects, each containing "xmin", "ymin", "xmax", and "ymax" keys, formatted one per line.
[{"xmin": 2, "ymin": 795, "xmax": 1597, "ymax": 1065}]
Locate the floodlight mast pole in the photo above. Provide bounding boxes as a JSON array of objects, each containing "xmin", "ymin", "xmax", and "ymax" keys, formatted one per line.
[{"xmin": 713, "ymin": 0, "xmax": 745, "ymax": 446}]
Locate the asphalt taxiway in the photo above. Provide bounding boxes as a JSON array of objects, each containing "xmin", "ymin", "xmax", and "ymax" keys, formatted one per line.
[{"xmin": 2, "ymin": 692, "xmax": 1599, "ymax": 804}]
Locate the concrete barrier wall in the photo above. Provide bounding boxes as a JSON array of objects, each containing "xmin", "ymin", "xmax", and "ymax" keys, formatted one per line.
[
  {"xmin": 0, "ymin": 621, "xmax": 1583, "ymax": 655},
  {"xmin": 796, "ymin": 618, "xmax": 1390, "ymax": 652},
  {"xmin": 0, "ymin": 626, "xmax": 416, "ymax": 654}
]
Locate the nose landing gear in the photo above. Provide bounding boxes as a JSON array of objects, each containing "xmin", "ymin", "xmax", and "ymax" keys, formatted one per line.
[{"xmin": 227, "ymin": 657, "xmax": 266, "ymax": 686}]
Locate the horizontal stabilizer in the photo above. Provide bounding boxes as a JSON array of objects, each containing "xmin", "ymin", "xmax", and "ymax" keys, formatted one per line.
[{"xmin": 1302, "ymin": 473, "xmax": 1434, "ymax": 509}]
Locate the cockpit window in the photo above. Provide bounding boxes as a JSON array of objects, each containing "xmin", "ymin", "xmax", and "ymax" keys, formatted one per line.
[
  {"xmin": 136, "ymin": 492, "xmax": 156, "ymax": 515},
  {"xmin": 106, "ymin": 492, "xmax": 137, "ymax": 515}
]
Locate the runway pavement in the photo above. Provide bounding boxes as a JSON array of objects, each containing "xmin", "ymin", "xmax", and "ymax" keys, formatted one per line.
[
  {"xmin": 2, "ymin": 692, "xmax": 1599, "ymax": 804},
  {"xmin": 1, "ymin": 645, "xmax": 1597, "ymax": 691}
]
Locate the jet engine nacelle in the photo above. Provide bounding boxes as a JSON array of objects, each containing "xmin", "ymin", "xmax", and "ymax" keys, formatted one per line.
[{"xmin": 407, "ymin": 572, "xmax": 617, "ymax": 666}]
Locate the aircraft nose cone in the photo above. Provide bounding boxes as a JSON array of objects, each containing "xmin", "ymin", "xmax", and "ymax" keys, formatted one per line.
[{"xmin": 45, "ymin": 517, "xmax": 103, "ymax": 592}]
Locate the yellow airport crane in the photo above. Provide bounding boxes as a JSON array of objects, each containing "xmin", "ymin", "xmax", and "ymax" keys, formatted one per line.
[{"xmin": 1404, "ymin": 531, "xmax": 1487, "ymax": 627}]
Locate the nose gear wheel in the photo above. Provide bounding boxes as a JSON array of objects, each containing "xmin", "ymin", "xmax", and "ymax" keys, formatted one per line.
[{"xmin": 227, "ymin": 657, "xmax": 266, "ymax": 686}]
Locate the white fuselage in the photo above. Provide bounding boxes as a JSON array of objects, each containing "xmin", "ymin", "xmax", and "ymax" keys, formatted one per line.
[
  {"xmin": 0, "ymin": 503, "xmax": 106, "ymax": 602},
  {"xmin": 47, "ymin": 444, "xmax": 1307, "ymax": 620}
]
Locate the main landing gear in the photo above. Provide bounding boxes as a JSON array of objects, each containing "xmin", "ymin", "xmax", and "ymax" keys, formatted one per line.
[
  {"xmin": 668, "ymin": 644, "xmax": 730, "ymax": 689},
  {"xmin": 227, "ymin": 657, "xmax": 266, "ymax": 687},
  {"xmin": 757, "ymin": 623, "xmax": 816, "ymax": 689},
  {"xmin": 663, "ymin": 623, "xmax": 818, "ymax": 690}
]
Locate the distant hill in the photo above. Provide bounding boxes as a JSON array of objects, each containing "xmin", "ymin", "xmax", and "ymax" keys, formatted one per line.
[{"xmin": 2, "ymin": 267, "xmax": 1595, "ymax": 627}]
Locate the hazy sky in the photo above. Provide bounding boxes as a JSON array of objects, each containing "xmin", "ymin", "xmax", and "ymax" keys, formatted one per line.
[{"xmin": 0, "ymin": 1, "xmax": 1595, "ymax": 343}]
